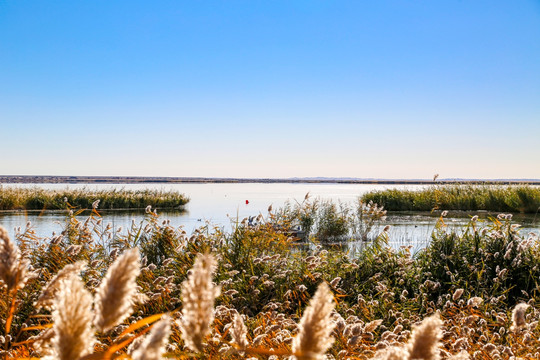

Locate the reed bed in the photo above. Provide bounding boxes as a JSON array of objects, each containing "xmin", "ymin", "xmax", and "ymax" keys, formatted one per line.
[
  {"xmin": 0, "ymin": 186, "xmax": 189, "ymax": 210},
  {"xmin": 1, "ymin": 202, "xmax": 540, "ymax": 359},
  {"xmin": 361, "ymin": 184, "xmax": 540, "ymax": 213},
  {"xmin": 279, "ymin": 195, "xmax": 388, "ymax": 242}
]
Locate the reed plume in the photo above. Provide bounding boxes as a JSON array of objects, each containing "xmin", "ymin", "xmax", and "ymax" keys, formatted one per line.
[
  {"xmin": 510, "ymin": 303, "xmax": 530, "ymax": 332},
  {"xmin": 407, "ymin": 313, "xmax": 443, "ymax": 360},
  {"xmin": 0, "ymin": 225, "xmax": 33, "ymax": 293},
  {"xmin": 229, "ymin": 314, "xmax": 249, "ymax": 351},
  {"xmin": 373, "ymin": 346, "xmax": 411, "ymax": 360},
  {"xmin": 94, "ymin": 248, "xmax": 141, "ymax": 332},
  {"xmin": 131, "ymin": 315, "xmax": 171, "ymax": 360},
  {"xmin": 50, "ymin": 272, "xmax": 95, "ymax": 360},
  {"xmin": 35, "ymin": 261, "xmax": 86, "ymax": 310},
  {"xmin": 179, "ymin": 253, "xmax": 220, "ymax": 353},
  {"xmin": 292, "ymin": 282, "xmax": 336, "ymax": 360},
  {"xmin": 374, "ymin": 313, "xmax": 443, "ymax": 360}
]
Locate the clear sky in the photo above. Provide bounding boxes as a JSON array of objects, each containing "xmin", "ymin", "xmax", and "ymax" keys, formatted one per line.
[{"xmin": 1, "ymin": 1, "xmax": 539, "ymax": 179}]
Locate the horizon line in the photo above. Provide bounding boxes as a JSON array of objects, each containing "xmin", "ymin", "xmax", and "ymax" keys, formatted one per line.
[{"xmin": 1, "ymin": 175, "xmax": 540, "ymax": 185}]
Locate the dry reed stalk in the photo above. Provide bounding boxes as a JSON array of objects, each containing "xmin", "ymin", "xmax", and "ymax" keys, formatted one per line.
[
  {"xmin": 292, "ymin": 282, "xmax": 336, "ymax": 360},
  {"xmin": 51, "ymin": 272, "xmax": 95, "ymax": 360},
  {"xmin": 35, "ymin": 261, "xmax": 86, "ymax": 310},
  {"xmin": 0, "ymin": 225, "xmax": 33, "ymax": 293},
  {"xmin": 180, "ymin": 253, "xmax": 220, "ymax": 353},
  {"xmin": 131, "ymin": 316, "xmax": 171, "ymax": 360},
  {"xmin": 94, "ymin": 248, "xmax": 141, "ymax": 332}
]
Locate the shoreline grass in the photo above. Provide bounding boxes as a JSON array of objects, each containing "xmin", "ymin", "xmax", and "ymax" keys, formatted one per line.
[
  {"xmin": 361, "ymin": 184, "xmax": 540, "ymax": 213},
  {"xmin": 0, "ymin": 186, "xmax": 189, "ymax": 211}
]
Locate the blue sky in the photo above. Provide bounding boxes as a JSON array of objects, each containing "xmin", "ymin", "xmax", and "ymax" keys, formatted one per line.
[{"xmin": 1, "ymin": 1, "xmax": 539, "ymax": 179}]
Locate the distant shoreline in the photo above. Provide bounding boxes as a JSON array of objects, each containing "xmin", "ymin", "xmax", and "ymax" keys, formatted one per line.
[{"xmin": 1, "ymin": 175, "xmax": 539, "ymax": 185}]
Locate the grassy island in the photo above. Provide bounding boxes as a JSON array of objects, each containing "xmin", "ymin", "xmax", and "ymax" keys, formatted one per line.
[
  {"xmin": 361, "ymin": 184, "xmax": 540, "ymax": 213},
  {"xmin": 0, "ymin": 186, "xmax": 189, "ymax": 210}
]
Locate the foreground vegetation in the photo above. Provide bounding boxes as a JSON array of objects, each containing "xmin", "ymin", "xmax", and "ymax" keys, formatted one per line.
[
  {"xmin": 0, "ymin": 186, "xmax": 189, "ymax": 210},
  {"xmin": 361, "ymin": 184, "xmax": 540, "ymax": 213},
  {"xmin": 1, "ymin": 201, "xmax": 540, "ymax": 359}
]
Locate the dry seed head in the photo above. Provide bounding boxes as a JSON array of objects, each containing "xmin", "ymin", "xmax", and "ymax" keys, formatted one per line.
[
  {"xmin": 511, "ymin": 303, "xmax": 530, "ymax": 332},
  {"xmin": 94, "ymin": 248, "xmax": 141, "ymax": 332},
  {"xmin": 51, "ymin": 272, "xmax": 95, "ymax": 360},
  {"xmin": 373, "ymin": 345, "xmax": 410, "ymax": 360},
  {"xmin": 180, "ymin": 253, "xmax": 220, "ymax": 352},
  {"xmin": 35, "ymin": 261, "xmax": 87, "ymax": 310},
  {"xmin": 33, "ymin": 327, "xmax": 55, "ymax": 356},
  {"xmin": 230, "ymin": 314, "xmax": 249, "ymax": 350},
  {"xmin": 407, "ymin": 313, "xmax": 443, "ymax": 360},
  {"xmin": 467, "ymin": 297, "xmax": 483, "ymax": 308},
  {"xmin": 292, "ymin": 282, "xmax": 336, "ymax": 360},
  {"xmin": 131, "ymin": 316, "xmax": 171, "ymax": 360},
  {"xmin": 0, "ymin": 225, "xmax": 34, "ymax": 293},
  {"xmin": 452, "ymin": 289, "xmax": 464, "ymax": 302},
  {"xmin": 364, "ymin": 319, "xmax": 383, "ymax": 333}
]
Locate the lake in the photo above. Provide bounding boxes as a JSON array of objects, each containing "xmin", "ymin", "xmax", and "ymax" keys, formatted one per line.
[{"xmin": 1, "ymin": 183, "xmax": 539, "ymax": 251}]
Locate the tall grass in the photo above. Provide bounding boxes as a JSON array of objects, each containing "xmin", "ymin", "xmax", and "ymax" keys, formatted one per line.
[
  {"xmin": 361, "ymin": 184, "xmax": 540, "ymax": 213},
  {"xmin": 1, "ymin": 202, "xmax": 540, "ymax": 359},
  {"xmin": 0, "ymin": 186, "xmax": 189, "ymax": 210}
]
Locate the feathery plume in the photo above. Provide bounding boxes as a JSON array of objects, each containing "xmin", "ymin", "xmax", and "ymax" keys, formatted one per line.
[
  {"xmin": 373, "ymin": 346, "xmax": 410, "ymax": 360},
  {"xmin": 452, "ymin": 289, "xmax": 464, "ymax": 302},
  {"xmin": 180, "ymin": 253, "xmax": 220, "ymax": 352},
  {"xmin": 374, "ymin": 314, "xmax": 443, "ymax": 360},
  {"xmin": 230, "ymin": 314, "xmax": 249, "ymax": 351},
  {"xmin": 467, "ymin": 297, "xmax": 483, "ymax": 308},
  {"xmin": 32, "ymin": 327, "xmax": 55, "ymax": 356},
  {"xmin": 292, "ymin": 282, "xmax": 336, "ymax": 360},
  {"xmin": 94, "ymin": 248, "xmax": 141, "ymax": 332},
  {"xmin": 131, "ymin": 316, "xmax": 171, "ymax": 360},
  {"xmin": 510, "ymin": 303, "xmax": 530, "ymax": 332},
  {"xmin": 51, "ymin": 272, "xmax": 95, "ymax": 360},
  {"xmin": 0, "ymin": 225, "xmax": 33, "ymax": 293},
  {"xmin": 448, "ymin": 350, "xmax": 470, "ymax": 360},
  {"xmin": 35, "ymin": 261, "xmax": 86, "ymax": 310},
  {"xmin": 407, "ymin": 313, "xmax": 443, "ymax": 360}
]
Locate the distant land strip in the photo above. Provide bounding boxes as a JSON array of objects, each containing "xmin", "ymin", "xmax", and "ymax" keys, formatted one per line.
[{"xmin": 1, "ymin": 175, "xmax": 540, "ymax": 185}]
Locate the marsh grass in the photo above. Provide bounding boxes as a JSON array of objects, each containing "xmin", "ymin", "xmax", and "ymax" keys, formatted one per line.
[
  {"xmin": 0, "ymin": 186, "xmax": 189, "ymax": 211},
  {"xmin": 279, "ymin": 196, "xmax": 387, "ymax": 243},
  {"xmin": 361, "ymin": 184, "xmax": 540, "ymax": 213},
  {"xmin": 2, "ymin": 201, "xmax": 540, "ymax": 359}
]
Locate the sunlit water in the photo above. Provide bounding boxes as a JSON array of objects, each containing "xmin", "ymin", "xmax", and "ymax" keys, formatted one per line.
[{"xmin": 1, "ymin": 183, "xmax": 539, "ymax": 252}]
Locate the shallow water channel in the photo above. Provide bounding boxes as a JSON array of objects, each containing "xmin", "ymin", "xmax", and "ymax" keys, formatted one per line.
[{"xmin": 1, "ymin": 183, "xmax": 539, "ymax": 252}]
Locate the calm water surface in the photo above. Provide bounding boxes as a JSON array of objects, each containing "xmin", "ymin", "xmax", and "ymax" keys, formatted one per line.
[{"xmin": 1, "ymin": 183, "xmax": 539, "ymax": 250}]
